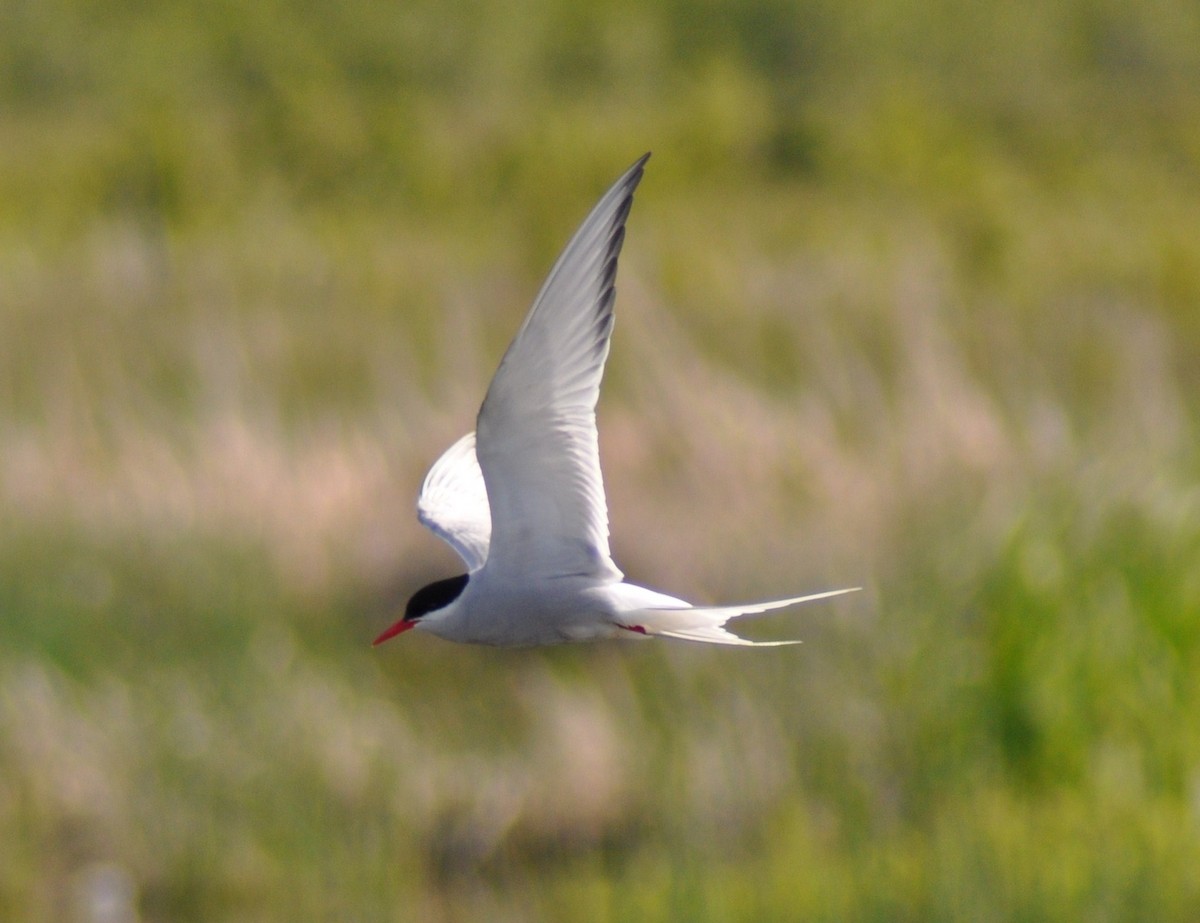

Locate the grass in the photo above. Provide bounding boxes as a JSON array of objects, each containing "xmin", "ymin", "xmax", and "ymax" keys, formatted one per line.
[{"xmin": 2, "ymin": 0, "xmax": 1200, "ymax": 919}]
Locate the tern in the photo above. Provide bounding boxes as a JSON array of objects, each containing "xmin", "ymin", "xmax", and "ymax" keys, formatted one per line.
[{"xmin": 374, "ymin": 153, "xmax": 857, "ymax": 648}]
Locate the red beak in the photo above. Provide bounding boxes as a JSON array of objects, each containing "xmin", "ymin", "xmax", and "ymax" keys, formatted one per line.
[{"xmin": 372, "ymin": 619, "xmax": 417, "ymax": 646}]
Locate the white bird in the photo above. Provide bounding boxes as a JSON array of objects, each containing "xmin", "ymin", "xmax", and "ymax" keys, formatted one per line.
[{"xmin": 374, "ymin": 154, "xmax": 857, "ymax": 648}]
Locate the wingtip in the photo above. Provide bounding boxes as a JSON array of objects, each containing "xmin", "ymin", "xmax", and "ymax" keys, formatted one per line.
[{"xmin": 624, "ymin": 152, "xmax": 651, "ymax": 182}]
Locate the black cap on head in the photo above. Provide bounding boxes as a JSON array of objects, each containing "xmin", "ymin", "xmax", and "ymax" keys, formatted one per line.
[{"xmin": 405, "ymin": 573, "xmax": 469, "ymax": 621}]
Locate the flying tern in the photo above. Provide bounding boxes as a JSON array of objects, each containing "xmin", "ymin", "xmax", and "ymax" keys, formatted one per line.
[{"xmin": 374, "ymin": 154, "xmax": 857, "ymax": 648}]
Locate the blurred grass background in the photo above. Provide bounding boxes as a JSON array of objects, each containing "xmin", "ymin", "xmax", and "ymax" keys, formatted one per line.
[{"xmin": 3, "ymin": 0, "xmax": 1200, "ymax": 919}]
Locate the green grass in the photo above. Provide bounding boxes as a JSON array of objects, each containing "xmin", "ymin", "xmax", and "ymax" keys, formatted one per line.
[{"xmin": 3, "ymin": 0, "xmax": 1200, "ymax": 919}]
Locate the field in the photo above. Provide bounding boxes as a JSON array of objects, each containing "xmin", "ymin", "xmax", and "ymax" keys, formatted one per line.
[{"xmin": 3, "ymin": 0, "xmax": 1200, "ymax": 919}]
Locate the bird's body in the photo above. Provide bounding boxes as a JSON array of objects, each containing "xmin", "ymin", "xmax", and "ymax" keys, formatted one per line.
[
  {"xmin": 415, "ymin": 574, "xmax": 687, "ymax": 647},
  {"xmin": 374, "ymin": 154, "xmax": 856, "ymax": 649}
]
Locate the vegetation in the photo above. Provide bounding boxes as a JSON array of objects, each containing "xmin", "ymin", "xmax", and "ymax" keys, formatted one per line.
[{"xmin": 2, "ymin": 0, "xmax": 1199, "ymax": 919}]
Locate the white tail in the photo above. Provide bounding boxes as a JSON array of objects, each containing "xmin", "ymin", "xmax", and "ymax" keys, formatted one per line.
[{"xmin": 620, "ymin": 587, "xmax": 860, "ymax": 647}]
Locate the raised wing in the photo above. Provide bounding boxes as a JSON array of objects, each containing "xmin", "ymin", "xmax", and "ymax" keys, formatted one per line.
[
  {"xmin": 475, "ymin": 153, "xmax": 649, "ymax": 579},
  {"xmin": 416, "ymin": 431, "xmax": 491, "ymax": 572}
]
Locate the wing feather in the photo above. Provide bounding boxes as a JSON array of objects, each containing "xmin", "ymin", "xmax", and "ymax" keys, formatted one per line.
[
  {"xmin": 475, "ymin": 154, "xmax": 649, "ymax": 579},
  {"xmin": 416, "ymin": 432, "xmax": 491, "ymax": 572}
]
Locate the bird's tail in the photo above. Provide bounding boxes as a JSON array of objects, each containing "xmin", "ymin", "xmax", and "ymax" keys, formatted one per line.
[{"xmin": 619, "ymin": 587, "xmax": 859, "ymax": 647}]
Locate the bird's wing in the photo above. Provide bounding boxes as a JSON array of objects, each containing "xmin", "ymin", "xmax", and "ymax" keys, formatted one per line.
[
  {"xmin": 475, "ymin": 153, "xmax": 649, "ymax": 580},
  {"xmin": 416, "ymin": 431, "xmax": 491, "ymax": 572}
]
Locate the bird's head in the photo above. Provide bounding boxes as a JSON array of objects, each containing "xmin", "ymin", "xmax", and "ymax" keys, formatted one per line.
[{"xmin": 372, "ymin": 573, "xmax": 469, "ymax": 645}]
